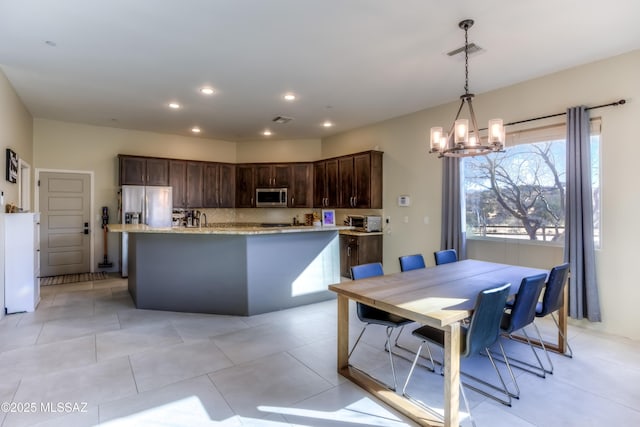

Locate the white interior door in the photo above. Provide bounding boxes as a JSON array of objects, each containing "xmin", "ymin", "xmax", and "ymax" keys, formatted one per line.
[{"xmin": 39, "ymin": 171, "xmax": 91, "ymax": 276}]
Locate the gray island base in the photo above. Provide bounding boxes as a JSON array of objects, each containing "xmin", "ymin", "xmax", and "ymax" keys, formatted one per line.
[{"xmin": 124, "ymin": 227, "xmax": 342, "ymax": 316}]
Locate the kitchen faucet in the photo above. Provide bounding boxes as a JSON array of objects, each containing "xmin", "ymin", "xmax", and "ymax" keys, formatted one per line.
[{"xmin": 200, "ymin": 212, "xmax": 207, "ymax": 227}]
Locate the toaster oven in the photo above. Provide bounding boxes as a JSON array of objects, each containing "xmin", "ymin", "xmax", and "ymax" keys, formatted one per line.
[{"xmin": 347, "ymin": 215, "xmax": 382, "ymax": 232}]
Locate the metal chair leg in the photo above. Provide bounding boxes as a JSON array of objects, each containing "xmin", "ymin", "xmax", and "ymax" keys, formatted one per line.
[
  {"xmin": 551, "ymin": 312, "xmax": 573, "ymax": 358},
  {"xmin": 532, "ymin": 322, "xmax": 554, "ymax": 374},
  {"xmin": 348, "ymin": 323, "xmax": 400, "ymax": 391}
]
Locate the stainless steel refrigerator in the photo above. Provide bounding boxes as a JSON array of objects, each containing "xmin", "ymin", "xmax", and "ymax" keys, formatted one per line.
[{"xmin": 120, "ymin": 185, "xmax": 172, "ymax": 277}]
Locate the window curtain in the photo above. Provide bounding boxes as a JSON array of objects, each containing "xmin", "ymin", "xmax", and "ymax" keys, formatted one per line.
[
  {"xmin": 564, "ymin": 106, "xmax": 601, "ymax": 321},
  {"xmin": 441, "ymin": 157, "xmax": 466, "ymax": 259}
]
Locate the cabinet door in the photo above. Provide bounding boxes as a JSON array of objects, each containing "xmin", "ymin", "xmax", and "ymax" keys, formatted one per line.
[
  {"xmin": 273, "ymin": 164, "xmax": 291, "ymax": 187},
  {"xmin": 352, "ymin": 153, "xmax": 371, "ymax": 208},
  {"xmin": 236, "ymin": 165, "xmax": 255, "ymax": 207},
  {"xmin": 313, "ymin": 161, "xmax": 326, "ymax": 207},
  {"xmin": 290, "ymin": 163, "xmax": 312, "ymax": 207},
  {"xmin": 218, "ymin": 164, "xmax": 236, "ymax": 208},
  {"xmin": 119, "ymin": 156, "xmax": 146, "ymax": 185},
  {"xmin": 338, "ymin": 156, "xmax": 354, "ymax": 208},
  {"xmin": 255, "ymin": 165, "xmax": 273, "ymax": 188},
  {"xmin": 325, "ymin": 159, "xmax": 339, "ymax": 208},
  {"xmin": 203, "ymin": 163, "xmax": 219, "ymax": 208},
  {"xmin": 357, "ymin": 234, "xmax": 383, "ymax": 265},
  {"xmin": 145, "ymin": 158, "xmax": 169, "ymax": 186},
  {"xmin": 186, "ymin": 161, "xmax": 204, "ymax": 208},
  {"xmin": 339, "ymin": 235, "xmax": 359, "ymax": 278},
  {"xmin": 169, "ymin": 160, "xmax": 187, "ymax": 208}
]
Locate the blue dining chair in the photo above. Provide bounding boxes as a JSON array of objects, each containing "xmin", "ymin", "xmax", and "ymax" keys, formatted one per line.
[
  {"xmin": 434, "ymin": 249, "xmax": 457, "ymax": 265},
  {"xmin": 349, "ymin": 262, "xmax": 412, "ymax": 391},
  {"xmin": 497, "ymin": 273, "xmax": 548, "ymax": 388},
  {"xmin": 402, "ymin": 283, "xmax": 514, "ymax": 419},
  {"xmin": 399, "ymin": 254, "xmax": 426, "ymax": 272},
  {"xmin": 531, "ymin": 263, "xmax": 572, "ymax": 374}
]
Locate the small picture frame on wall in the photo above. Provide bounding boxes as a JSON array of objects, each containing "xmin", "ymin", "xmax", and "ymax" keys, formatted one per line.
[
  {"xmin": 322, "ymin": 209, "xmax": 336, "ymax": 227},
  {"xmin": 6, "ymin": 149, "xmax": 18, "ymax": 184}
]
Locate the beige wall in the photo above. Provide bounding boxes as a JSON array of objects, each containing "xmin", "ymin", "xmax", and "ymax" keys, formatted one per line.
[
  {"xmin": 0, "ymin": 69, "xmax": 33, "ymax": 208},
  {"xmin": 323, "ymin": 49, "xmax": 640, "ymax": 339},
  {"xmin": 236, "ymin": 138, "xmax": 321, "ymax": 163}
]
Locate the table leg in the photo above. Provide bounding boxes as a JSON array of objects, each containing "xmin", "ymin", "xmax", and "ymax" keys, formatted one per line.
[
  {"xmin": 443, "ymin": 322, "xmax": 460, "ymax": 427},
  {"xmin": 337, "ymin": 294, "xmax": 349, "ymax": 370}
]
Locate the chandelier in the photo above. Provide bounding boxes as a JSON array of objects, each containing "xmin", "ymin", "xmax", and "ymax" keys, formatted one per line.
[{"xmin": 430, "ymin": 19, "xmax": 505, "ymax": 158}]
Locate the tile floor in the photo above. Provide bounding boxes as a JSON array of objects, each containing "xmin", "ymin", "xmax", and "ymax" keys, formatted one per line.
[{"xmin": 0, "ymin": 275, "xmax": 638, "ymax": 426}]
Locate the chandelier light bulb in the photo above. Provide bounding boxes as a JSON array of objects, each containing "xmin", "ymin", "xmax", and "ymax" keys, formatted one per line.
[
  {"xmin": 454, "ymin": 119, "xmax": 469, "ymax": 145},
  {"xmin": 430, "ymin": 127, "xmax": 443, "ymax": 152}
]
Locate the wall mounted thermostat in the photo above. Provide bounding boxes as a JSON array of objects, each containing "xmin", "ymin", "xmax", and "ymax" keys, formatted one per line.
[{"xmin": 398, "ymin": 195, "xmax": 411, "ymax": 207}]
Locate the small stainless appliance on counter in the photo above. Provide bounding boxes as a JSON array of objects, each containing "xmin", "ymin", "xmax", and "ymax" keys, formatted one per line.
[
  {"xmin": 345, "ymin": 215, "xmax": 382, "ymax": 232},
  {"xmin": 120, "ymin": 185, "xmax": 172, "ymax": 277}
]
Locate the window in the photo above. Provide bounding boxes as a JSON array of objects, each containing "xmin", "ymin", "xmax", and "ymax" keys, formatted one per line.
[{"xmin": 463, "ymin": 122, "xmax": 601, "ymax": 246}]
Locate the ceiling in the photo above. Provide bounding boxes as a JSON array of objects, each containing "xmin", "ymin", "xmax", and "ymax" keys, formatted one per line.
[{"xmin": 1, "ymin": 0, "xmax": 639, "ymax": 142}]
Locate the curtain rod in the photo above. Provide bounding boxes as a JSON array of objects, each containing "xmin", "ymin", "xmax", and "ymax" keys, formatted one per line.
[{"xmin": 479, "ymin": 99, "xmax": 626, "ymax": 131}]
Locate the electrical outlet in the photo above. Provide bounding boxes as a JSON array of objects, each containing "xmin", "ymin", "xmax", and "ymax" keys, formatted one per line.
[
  {"xmin": 423, "ymin": 216, "xmax": 429, "ymax": 224},
  {"xmin": 403, "ymin": 216, "xmax": 409, "ymax": 224}
]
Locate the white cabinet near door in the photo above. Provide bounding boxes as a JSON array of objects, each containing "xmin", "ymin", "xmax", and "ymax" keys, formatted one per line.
[{"xmin": 5, "ymin": 212, "xmax": 40, "ymax": 313}]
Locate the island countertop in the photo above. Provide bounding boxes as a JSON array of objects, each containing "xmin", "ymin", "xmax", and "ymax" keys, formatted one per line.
[{"xmin": 108, "ymin": 223, "xmax": 353, "ymax": 235}]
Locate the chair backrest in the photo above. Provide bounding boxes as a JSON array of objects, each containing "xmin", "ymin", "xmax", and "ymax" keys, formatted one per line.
[
  {"xmin": 464, "ymin": 283, "xmax": 511, "ymax": 357},
  {"xmin": 351, "ymin": 262, "xmax": 384, "ymax": 280},
  {"xmin": 351, "ymin": 262, "xmax": 385, "ymax": 321},
  {"xmin": 399, "ymin": 254, "xmax": 426, "ymax": 272},
  {"xmin": 502, "ymin": 273, "xmax": 547, "ymax": 333},
  {"xmin": 538, "ymin": 263, "xmax": 570, "ymax": 317},
  {"xmin": 434, "ymin": 249, "xmax": 457, "ymax": 265}
]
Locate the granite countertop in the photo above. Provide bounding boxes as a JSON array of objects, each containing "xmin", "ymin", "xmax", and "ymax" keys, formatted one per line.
[
  {"xmin": 108, "ymin": 223, "xmax": 353, "ymax": 235},
  {"xmin": 339, "ymin": 230, "xmax": 384, "ymax": 236}
]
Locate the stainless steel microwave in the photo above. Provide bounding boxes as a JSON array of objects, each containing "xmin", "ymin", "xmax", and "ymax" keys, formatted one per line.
[{"xmin": 255, "ymin": 188, "xmax": 288, "ymax": 207}]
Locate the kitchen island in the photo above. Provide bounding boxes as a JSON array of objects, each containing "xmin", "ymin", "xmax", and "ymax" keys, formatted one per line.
[{"xmin": 109, "ymin": 224, "xmax": 350, "ymax": 315}]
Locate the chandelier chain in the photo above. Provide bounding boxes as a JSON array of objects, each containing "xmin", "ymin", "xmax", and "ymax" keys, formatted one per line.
[{"xmin": 464, "ymin": 25, "xmax": 469, "ymax": 95}]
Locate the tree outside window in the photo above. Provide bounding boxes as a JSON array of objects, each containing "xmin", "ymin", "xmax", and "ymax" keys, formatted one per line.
[{"xmin": 463, "ymin": 135, "xmax": 600, "ymax": 246}]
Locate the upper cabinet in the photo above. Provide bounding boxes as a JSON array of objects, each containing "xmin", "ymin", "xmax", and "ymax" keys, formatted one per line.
[
  {"xmin": 119, "ymin": 155, "xmax": 169, "ymax": 186},
  {"xmin": 255, "ymin": 164, "xmax": 291, "ymax": 188},
  {"xmin": 314, "ymin": 151, "xmax": 382, "ymax": 209},
  {"xmin": 313, "ymin": 159, "xmax": 339, "ymax": 208},
  {"xmin": 235, "ymin": 165, "xmax": 256, "ymax": 208},
  {"xmin": 169, "ymin": 160, "xmax": 204, "ymax": 208},
  {"xmin": 289, "ymin": 163, "xmax": 313, "ymax": 208},
  {"xmin": 203, "ymin": 163, "xmax": 235, "ymax": 208}
]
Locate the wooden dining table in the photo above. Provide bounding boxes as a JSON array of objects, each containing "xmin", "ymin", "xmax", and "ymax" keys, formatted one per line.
[{"xmin": 328, "ymin": 259, "xmax": 556, "ymax": 427}]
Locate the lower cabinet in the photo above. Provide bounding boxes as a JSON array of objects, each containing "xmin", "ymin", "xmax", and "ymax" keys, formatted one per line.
[{"xmin": 340, "ymin": 233, "xmax": 383, "ymax": 278}]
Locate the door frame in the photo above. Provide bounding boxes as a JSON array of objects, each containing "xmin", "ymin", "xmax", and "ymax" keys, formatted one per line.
[
  {"xmin": 18, "ymin": 159, "xmax": 31, "ymax": 212},
  {"xmin": 34, "ymin": 168, "xmax": 96, "ymax": 273}
]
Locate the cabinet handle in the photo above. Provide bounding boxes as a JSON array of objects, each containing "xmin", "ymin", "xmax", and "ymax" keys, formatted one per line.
[
  {"xmin": 347, "ymin": 247, "xmax": 351, "ymax": 257},
  {"xmin": 291, "ymin": 197, "xmax": 295, "ymax": 205},
  {"xmin": 251, "ymin": 197, "xmax": 254, "ymax": 206}
]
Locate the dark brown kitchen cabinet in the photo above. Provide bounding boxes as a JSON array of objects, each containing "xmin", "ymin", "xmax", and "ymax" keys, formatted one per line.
[
  {"xmin": 339, "ymin": 233, "xmax": 383, "ymax": 278},
  {"xmin": 169, "ymin": 160, "xmax": 203, "ymax": 208},
  {"xmin": 289, "ymin": 163, "xmax": 313, "ymax": 207},
  {"xmin": 119, "ymin": 155, "xmax": 169, "ymax": 186},
  {"xmin": 255, "ymin": 164, "xmax": 290, "ymax": 188},
  {"xmin": 235, "ymin": 164, "xmax": 255, "ymax": 207},
  {"xmin": 338, "ymin": 151, "xmax": 383, "ymax": 209},
  {"xmin": 313, "ymin": 158, "xmax": 339, "ymax": 208},
  {"xmin": 186, "ymin": 161, "xmax": 204, "ymax": 208},
  {"xmin": 203, "ymin": 163, "xmax": 235, "ymax": 208}
]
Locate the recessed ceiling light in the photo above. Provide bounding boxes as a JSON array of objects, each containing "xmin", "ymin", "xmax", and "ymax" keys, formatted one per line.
[
  {"xmin": 283, "ymin": 93, "xmax": 296, "ymax": 101},
  {"xmin": 263, "ymin": 129, "xmax": 272, "ymax": 136},
  {"xmin": 323, "ymin": 121, "xmax": 333, "ymax": 128},
  {"xmin": 200, "ymin": 87, "xmax": 215, "ymax": 95},
  {"xmin": 191, "ymin": 127, "xmax": 201, "ymax": 133},
  {"xmin": 168, "ymin": 102, "xmax": 181, "ymax": 109}
]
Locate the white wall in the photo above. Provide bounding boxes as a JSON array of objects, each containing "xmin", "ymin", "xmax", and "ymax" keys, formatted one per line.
[
  {"xmin": 0, "ymin": 68, "xmax": 34, "ymax": 320},
  {"xmin": 323, "ymin": 49, "xmax": 640, "ymax": 340}
]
